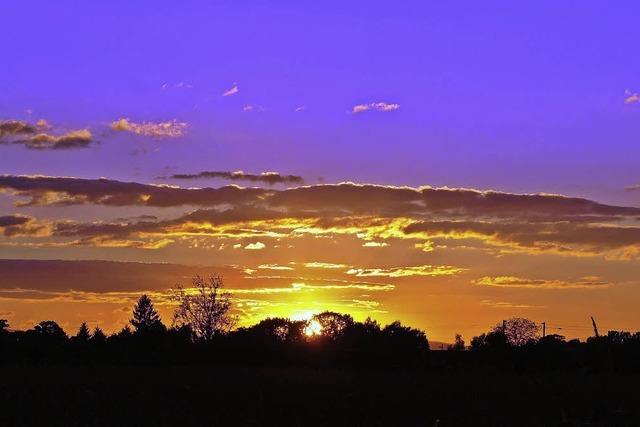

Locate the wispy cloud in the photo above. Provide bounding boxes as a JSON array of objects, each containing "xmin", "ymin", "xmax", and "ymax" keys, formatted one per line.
[
  {"xmin": 480, "ymin": 299, "xmax": 544, "ymax": 309},
  {"xmin": 346, "ymin": 265, "xmax": 463, "ymax": 278},
  {"xmin": 222, "ymin": 84, "xmax": 239, "ymax": 97},
  {"xmin": 244, "ymin": 242, "xmax": 266, "ymax": 250},
  {"xmin": 475, "ymin": 276, "xmax": 611, "ymax": 289},
  {"xmin": 362, "ymin": 241, "xmax": 388, "ymax": 247},
  {"xmin": 624, "ymin": 89, "xmax": 639, "ymax": 104},
  {"xmin": 352, "ymin": 102, "xmax": 400, "ymax": 114},
  {"xmin": 110, "ymin": 118, "xmax": 187, "ymax": 138},
  {"xmin": 161, "ymin": 81, "xmax": 193, "ymax": 90},
  {"xmin": 258, "ymin": 264, "xmax": 294, "ymax": 271},
  {"xmin": 414, "ymin": 241, "xmax": 434, "ymax": 252},
  {"xmin": 304, "ymin": 262, "xmax": 349, "ymax": 269},
  {"xmin": 165, "ymin": 170, "xmax": 304, "ymax": 185},
  {"xmin": 295, "ymin": 105, "xmax": 306, "ymax": 112}
]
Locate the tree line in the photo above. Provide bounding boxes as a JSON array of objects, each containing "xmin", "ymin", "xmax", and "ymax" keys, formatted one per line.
[{"xmin": 1, "ymin": 275, "xmax": 639, "ymax": 371}]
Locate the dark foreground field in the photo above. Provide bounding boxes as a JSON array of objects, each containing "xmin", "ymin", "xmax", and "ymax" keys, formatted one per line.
[{"xmin": 0, "ymin": 366, "xmax": 638, "ymax": 427}]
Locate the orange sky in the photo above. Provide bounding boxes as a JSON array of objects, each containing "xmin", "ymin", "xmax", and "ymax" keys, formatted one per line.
[{"xmin": 1, "ymin": 178, "xmax": 639, "ymax": 342}]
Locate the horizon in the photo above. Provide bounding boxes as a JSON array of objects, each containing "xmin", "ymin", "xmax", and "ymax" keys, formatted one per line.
[{"xmin": 2, "ymin": 1, "xmax": 640, "ymax": 344}]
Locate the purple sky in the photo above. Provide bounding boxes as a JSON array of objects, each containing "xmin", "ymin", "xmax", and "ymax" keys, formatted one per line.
[
  {"xmin": 1, "ymin": 1, "xmax": 639, "ymax": 206},
  {"xmin": 3, "ymin": 2, "xmax": 640, "ymax": 338}
]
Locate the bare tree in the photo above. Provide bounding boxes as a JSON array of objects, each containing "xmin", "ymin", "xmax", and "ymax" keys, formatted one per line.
[
  {"xmin": 492, "ymin": 317, "xmax": 539, "ymax": 346},
  {"xmin": 170, "ymin": 275, "xmax": 236, "ymax": 342}
]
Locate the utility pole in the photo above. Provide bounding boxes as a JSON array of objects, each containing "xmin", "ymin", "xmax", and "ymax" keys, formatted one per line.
[
  {"xmin": 542, "ymin": 322, "xmax": 546, "ymax": 338},
  {"xmin": 590, "ymin": 316, "xmax": 599, "ymax": 338}
]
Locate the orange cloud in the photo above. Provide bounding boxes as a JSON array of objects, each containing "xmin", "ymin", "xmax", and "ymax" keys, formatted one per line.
[
  {"xmin": 346, "ymin": 265, "xmax": 464, "ymax": 278},
  {"xmin": 474, "ymin": 275, "xmax": 611, "ymax": 289},
  {"xmin": 0, "ymin": 120, "xmax": 92, "ymax": 149}
]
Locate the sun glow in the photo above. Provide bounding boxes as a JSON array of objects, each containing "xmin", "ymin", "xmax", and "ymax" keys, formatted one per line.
[{"xmin": 304, "ymin": 319, "xmax": 323, "ymax": 337}]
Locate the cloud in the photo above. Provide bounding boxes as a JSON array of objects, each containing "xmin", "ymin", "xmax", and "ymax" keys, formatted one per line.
[
  {"xmin": 0, "ymin": 260, "xmax": 394, "ymax": 324},
  {"xmin": 625, "ymin": 184, "xmax": 640, "ymax": 191},
  {"xmin": 352, "ymin": 102, "xmax": 400, "ymax": 114},
  {"xmin": 161, "ymin": 81, "xmax": 193, "ymax": 90},
  {"xmin": 228, "ymin": 281, "xmax": 393, "ymax": 294},
  {"xmin": 23, "ymin": 130, "xmax": 92, "ymax": 150},
  {"xmin": 166, "ymin": 170, "xmax": 304, "ymax": 185},
  {"xmin": 346, "ymin": 265, "xmax": 464, "ymax": 278},
  {"xmin": 480, "ymin": 299, "xmax": 543, "ymax": 309},
  {"xmin": 474, "ymin": 276, "xmax": 611, "ymax": 289},
  {"xmin": 295, "ymin": 105, "xmax": 306, "ymax": 112},
  {"xmin": 35, "ymin": 119, "xmax": 51, "ymax": 130},
  {"xmin": 289, "ymin": 282, "xmax": 394, "ymax": 292},
  {"xmin": 222, "ymin": 84, "xmax": 239, "ymax": 97},
  {"xmin": 0, "ymin": 175, "xmax": 268, "ymax": 207},
  {"xmin": 414, "ymin": 241, "xmax": 435, "ymax": 252},
  {"xmin": 0, "ymin": 215, "xmax": 49, "ymax": 237},
  {"xmin": 362, "ymin": 241, "xmax": 388, "ymax": 247},
  {"xmin": 0, "ymin": 120, "xmax": 92, "ymax": 150},
  {"xmin": 258, "ymin": 264, "xmax": 294, "ymax": 271},
  {"xmin": 244, "ymin": 242, "xmax": 266, "ymax": 250},
  {"xmin": 0, "ymin": 215, "xmax": 32, "ymax": 228},
  {"xmin": 403, "ymin": 220, "xmax": 640, "ymax": 254},
  {"xmin": 0, "ymin": 120, "xmax": 37, "ymax": 137},
  {"xmin": 110, "ymin": 118, "xmax": 187, "ymax": 138},
  {"xmin": 304, "ymin": 262, "xmax": 349, "ymax": 269},
  {"xmin": 0, "ymin": 215, "xmax": 50, "ymax": 237},
  {"xmin": 5, "ymin": 176, "xmax": 638, "ymax": 218},
  {"xmin": 0, "ymin": 259, "xmax": 248, "ymax": 293},
  {"xmin": 3, "ymin": 176, "xmax": 640, "ymax": 256},
  {"xmin": 242, "ymin": 105, "xmax": 254, "ymax": 112},
  {"xmin": 624, "ymin": 90, "xmax": 639, "ymax": 104}
]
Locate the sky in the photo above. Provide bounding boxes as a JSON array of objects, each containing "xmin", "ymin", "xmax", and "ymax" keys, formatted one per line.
[{"xmin": 1, "ymin": 1, "xmax": 640, "ymax": 342}]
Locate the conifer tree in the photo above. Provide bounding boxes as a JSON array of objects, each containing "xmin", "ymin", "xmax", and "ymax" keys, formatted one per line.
[
  {"xmin": 130, "ymin": 295, "xmax": 164, "ymax": 334},
  {"xmin": 76, "ymin": 322, "xmax": 91, "ymax": 342},
  {"xmin": 91, "ymin": 326, "xmax": 107, "ymax": 343}
]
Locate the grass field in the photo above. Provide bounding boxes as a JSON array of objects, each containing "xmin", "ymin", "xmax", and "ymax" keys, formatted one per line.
[{"xmin": 0, "ymin": 366, "xmax": 638, "ymax": 426}]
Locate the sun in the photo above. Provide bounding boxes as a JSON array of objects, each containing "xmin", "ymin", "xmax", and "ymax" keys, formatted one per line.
[{"xmin": 304, "ymin": 319, "xmax": 323, "ymax": 337}]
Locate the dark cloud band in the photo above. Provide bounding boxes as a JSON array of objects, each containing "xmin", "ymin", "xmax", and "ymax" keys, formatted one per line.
[{"xmin": 166, "ymin": 170, "xmax": 304, "ymax": 185}]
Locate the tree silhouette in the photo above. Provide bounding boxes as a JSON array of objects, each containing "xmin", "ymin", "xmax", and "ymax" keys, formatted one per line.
[
  {"xmin": 116, "ymin": 325, "xmax": 133, "ymax": 338},
  {"xmin": 130, "ymin": 295, "xmax": 164, "ymax": 334},
  {"xmin": 470, "ymin": 330, "xmax": 509, "ymax": 351},
  {"xmin": 75, "ymin": 322, "xmax": 91, "ymax": 342},
  {"xmin": 246, "ymin": 317, "xmax": 306, "ymax": 342},
  {"xmin": 449, "ymin": 334, "xmax": 465, "ymax": 351},
  {"xmin": 383, "ymin": 321, "xmax": 430, "ymax": 351},
  {"xmin": 0, "ymin": 319, "xmax": 8, "ymax": 333},
  {"xmin": 313, "ymin": 311, "xmax": 354, "ymax": 340},
  {"xmin": 170, "ymin": 275, "xmax": 236, "ymax": 342},
  {"xmin": 91, "ymin": 326, "xmax": 107, "ymax": 344},
  {"xmin": 34, "ymin": 320, "xmax": 67, "ymax": 340},
  {"xmin": 493, "ymin": 318, "xmax": 539, "ymax": 347}
]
